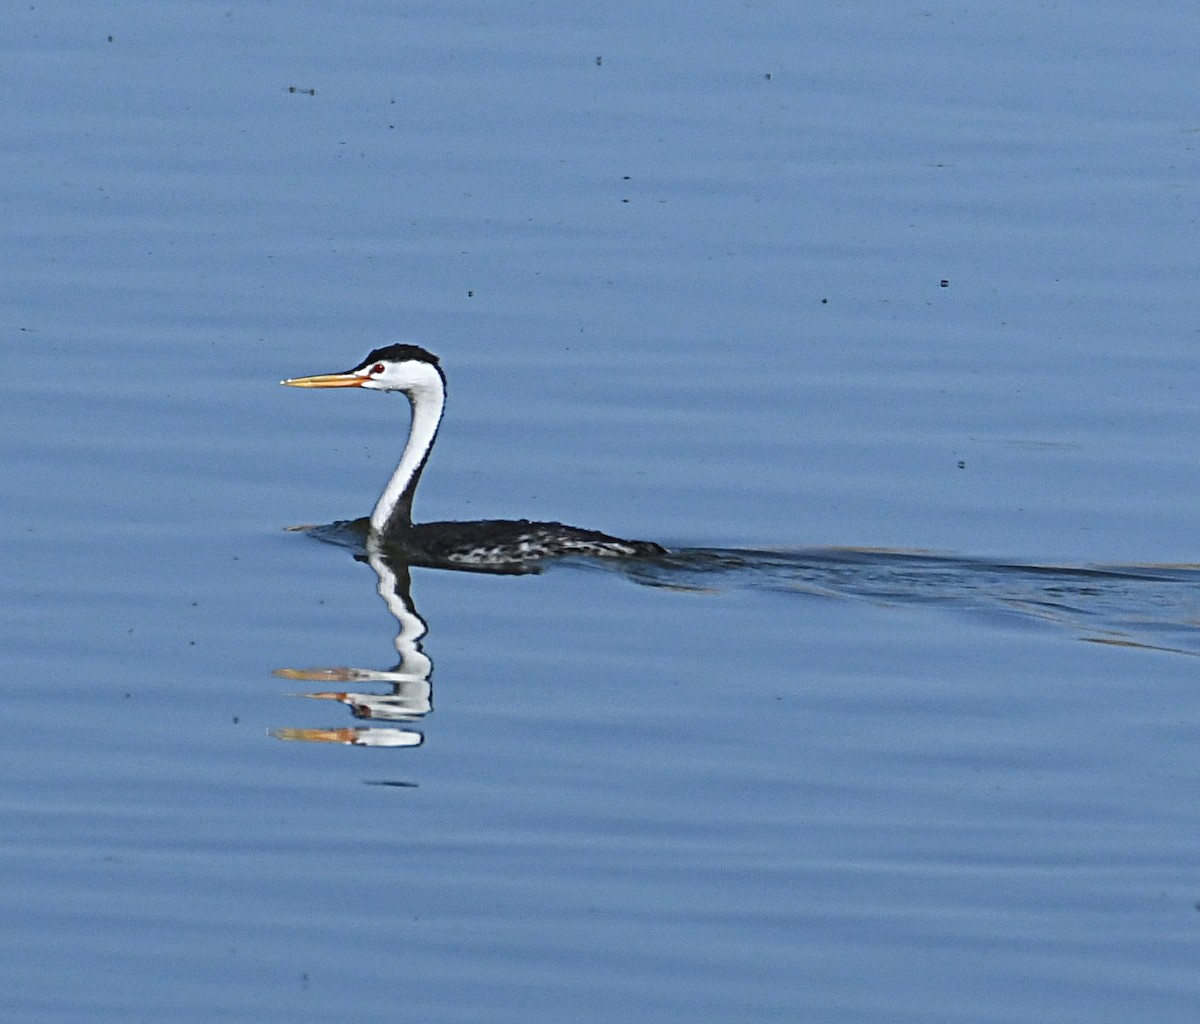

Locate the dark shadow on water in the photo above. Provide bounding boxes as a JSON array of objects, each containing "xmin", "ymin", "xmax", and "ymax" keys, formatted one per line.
[{"xmin": 272, "ymin": 521, "xmax": 1200, "ymax": 752}]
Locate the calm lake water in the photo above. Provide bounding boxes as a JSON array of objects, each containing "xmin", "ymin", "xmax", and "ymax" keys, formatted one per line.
[{"xmin": 3, "ymin": 2, "xmax": 1199, "ymax": 1021}]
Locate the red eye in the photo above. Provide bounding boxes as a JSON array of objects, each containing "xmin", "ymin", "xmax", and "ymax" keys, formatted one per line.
[{"xmin": 371, "ymin": 363, "xmax": 385, "ymax": 374}]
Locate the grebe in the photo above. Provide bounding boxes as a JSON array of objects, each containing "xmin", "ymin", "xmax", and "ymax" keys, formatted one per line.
[{"xmin": 282, "ymin": 344, "xmax": 665, "ymax": 570}]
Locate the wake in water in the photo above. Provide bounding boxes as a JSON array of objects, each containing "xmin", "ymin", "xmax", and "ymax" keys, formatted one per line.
[
  {"xmin": 616, "ymin": 547, "xmax": 1200, "ymax": 657},
  {"xmin": 299, "ymin": 521, "xmax": 1200, "ymax": 657}
]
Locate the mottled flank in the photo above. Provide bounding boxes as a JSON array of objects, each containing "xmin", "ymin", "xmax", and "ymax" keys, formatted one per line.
[{"xmin": 408, "ymin": 519, "xmax": 666, "ymax": 571}]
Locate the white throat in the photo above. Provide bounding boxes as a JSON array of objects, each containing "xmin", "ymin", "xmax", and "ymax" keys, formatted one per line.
[{"xmin": 369, "ymin": 363, "xmax": 445, "ymax": 534}]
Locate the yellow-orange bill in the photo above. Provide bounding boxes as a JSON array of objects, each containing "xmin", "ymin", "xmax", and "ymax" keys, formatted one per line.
[{"xmin": 280, "ymin": 372, "xmax": 366, "ymax": 388}]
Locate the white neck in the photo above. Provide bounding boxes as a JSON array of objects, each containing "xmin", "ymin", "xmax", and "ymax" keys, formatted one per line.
[{"xmin": 370, "ymin": 365, "xmax": 445, "ymax": 535}]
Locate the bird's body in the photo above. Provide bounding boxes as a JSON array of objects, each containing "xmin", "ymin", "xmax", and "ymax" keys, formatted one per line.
[
  {"xmin": 282, "ymin": 344, "xmax": 665, "ymax": 571},
  {"xmin": 393, "ymin": 518, "xmax": 663, "ymax": 571}
]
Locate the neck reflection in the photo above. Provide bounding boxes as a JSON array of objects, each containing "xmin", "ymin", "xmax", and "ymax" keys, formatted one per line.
[{"xmin": 272, "ymin": 537, "xmax": 433, "ymax": 748}]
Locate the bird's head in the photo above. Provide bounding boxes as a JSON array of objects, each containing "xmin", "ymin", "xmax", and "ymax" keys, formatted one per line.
[{"xmin": 282, "ymin": 344, "xmax": 444, "ymax": 396}]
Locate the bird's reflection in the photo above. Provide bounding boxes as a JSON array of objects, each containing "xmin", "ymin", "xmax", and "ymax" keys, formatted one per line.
[
  {"xmin": 272, "ymin": 536, "xmax": 438, "ymax": 748},
  {"xmin": 271, "ymin": 523, "xmax": 1200, "ymax": 747}
]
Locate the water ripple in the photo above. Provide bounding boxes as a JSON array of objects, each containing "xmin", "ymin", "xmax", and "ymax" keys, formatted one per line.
[{"xmin": 617, "ymin": 547, "xmax": 1200, "ymax": 657}]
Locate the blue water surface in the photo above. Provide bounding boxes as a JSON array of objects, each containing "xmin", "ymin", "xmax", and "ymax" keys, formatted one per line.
[{"xmin": 1, "ymin": 2, "xmax": 1198, "ymax": 1022}]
